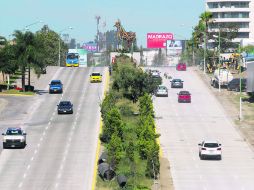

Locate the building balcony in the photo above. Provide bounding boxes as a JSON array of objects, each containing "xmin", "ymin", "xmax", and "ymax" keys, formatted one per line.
[
  {"xmin": 208, "ymin": 8, "xmax": 250, "ymax": 12},
  {"xmin": 206, "ymin": 0, "xmax": 251, "ymax": 3},
  {"xmin": 212, "ymin": 18, "xmax": 251, "ymax": 23}
]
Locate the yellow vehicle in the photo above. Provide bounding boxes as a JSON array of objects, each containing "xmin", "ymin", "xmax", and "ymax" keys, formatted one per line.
[{"xmin": 90, "ymin": 72, "xmax": 102, "ymax": 83}]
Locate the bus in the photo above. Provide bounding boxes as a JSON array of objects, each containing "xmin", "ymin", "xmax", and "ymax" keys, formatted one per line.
[{"xmin": 66, "ymin": 52, "xmax": 79, "ymax": 67}]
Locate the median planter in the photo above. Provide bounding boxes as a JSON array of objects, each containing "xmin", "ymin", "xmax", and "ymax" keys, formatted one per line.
[{"xmin": 98, "ymin": 163, "xmax": 115, "ymax": 181}]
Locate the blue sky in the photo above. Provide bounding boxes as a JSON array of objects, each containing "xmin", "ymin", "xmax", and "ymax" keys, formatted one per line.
[{"xmin": 0, "ymin": 0, "xmax": 205, "ymax": 47}]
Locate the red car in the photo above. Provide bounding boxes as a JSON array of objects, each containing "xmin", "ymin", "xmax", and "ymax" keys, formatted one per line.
[
  {"xmin": 176, "ymin": 63, "xmax": 186, "ymax": 71},
  {"xmin": 178, "ymin": 91, "xmax": 191, "ymax": 103}
]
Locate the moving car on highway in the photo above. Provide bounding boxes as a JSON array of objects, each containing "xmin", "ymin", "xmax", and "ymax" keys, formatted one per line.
[
  {"xmin": 171, "ymin": 79, "xmax": 184, "ymax": 88},
  {"xmin": 90, "ymin": 72, "xmax": 102, "ymax": 83},
  {"xmin": 57, "ymin": 101, "xmax": 73, "ymax": 114},
  {"xmin": 49, "ymin": 80, "xmax": 63, "ymax": 94},
  {"xmin": 176, "ymin": 63, "xmax": 186, "ymax": 71},
  {"xmin": 155, "ymin": 85, "xmax": 168, "ymax": 97},
  {"xmin": 198, "ymin": 140, "xmax": 222, "ymax": 160},
  {"xmin": 2, "ymin": 127, "xmax": 27, "ymax": 149},
  {"xmin": 178, "ymin": 90, "xmax": 191, "ymax": 103}
]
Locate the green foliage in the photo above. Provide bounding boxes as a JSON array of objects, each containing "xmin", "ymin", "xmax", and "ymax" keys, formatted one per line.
[
  {"xmin": 101, "ymin": 107, "xmax": 124, "ymax": 143},
  {"xmin": 107, "ymin": 133, "xmax": 124, "ymax": 165},
  {"xmin": 35, "ymin": 25, "xmax": 67, "ymax": 67}
]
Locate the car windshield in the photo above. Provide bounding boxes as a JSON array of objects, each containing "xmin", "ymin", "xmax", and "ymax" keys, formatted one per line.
[
  {"xmin": 204, "ymin": 143, "xmax": 219, "ymax": 148},
  {"xmin": 92, "ymin": 73, "xmax": 101, "ymax": 76},
  {"xmin": 59, "ymin": 102, "xmax": 71, "ymax": 106},
  {"xmin": 173, "ymin": 79, "xmax": 182, "ymax": 82},
  {"xmin": 51, "ymin": 81, "xmax": 61, "ymax": 85},
  {"xmin": 179, "ymin": 91, "xmax": 190, "ymax": 95},
  {"xmin": 6, "ymin": 129, "xmax": 22, "ymax": 135}
]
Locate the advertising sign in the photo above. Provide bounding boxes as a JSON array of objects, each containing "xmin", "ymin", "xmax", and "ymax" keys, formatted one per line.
[
  {"xmin": 77, "ymin": 49, "xmax": 87, "ymax": 67},
  {"xmin": 166, "ymin": 40, "xmax": 183, "ymax": 56},
  {"xmin": 147, "ymin": 33, "xmax": 174, "ymax": 48},
  {"xmin": 82, "ymin": 42, "xmax": 97, "ymax": 52}
]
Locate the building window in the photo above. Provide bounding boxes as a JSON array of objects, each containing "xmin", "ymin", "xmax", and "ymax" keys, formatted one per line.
[
  {"xmin": 237, "ymin": 32, "xmax": 249, "ymax": 38},
  {"xmin": 221, "ymin": 12, "xmax": 249, "ymax": 18}
]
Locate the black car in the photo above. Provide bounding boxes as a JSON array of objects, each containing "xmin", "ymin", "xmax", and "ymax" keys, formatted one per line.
[
  {"xmin": 171, "ymin": 79, "xmax": 184, "ymax": 88},
  {"xmin": 227, "ymin": 78, "xmax": 246, "ymax": 92},
  {"xmin": 57, "ymin": 101, "xmax": 73, "ymax": 114}
]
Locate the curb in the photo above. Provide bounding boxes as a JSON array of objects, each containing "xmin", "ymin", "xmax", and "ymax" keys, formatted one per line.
[{"xmin": 91, "ymin": 70, "xmax": 110, "ymax": 190}]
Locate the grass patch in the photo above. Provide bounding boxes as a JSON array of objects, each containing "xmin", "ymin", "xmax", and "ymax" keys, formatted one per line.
[{"xmin": 0, "ymin": 89, "xmax": 34, "ymax": 96}]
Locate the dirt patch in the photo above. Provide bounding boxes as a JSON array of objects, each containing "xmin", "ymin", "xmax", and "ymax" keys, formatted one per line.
[
  {"xmin": 194, "ymin": 66, "xmax": 254, "ymax": 151},
  {"xmin": 154, "ymin": 157, "xmax": 174, "ymax": 190}
]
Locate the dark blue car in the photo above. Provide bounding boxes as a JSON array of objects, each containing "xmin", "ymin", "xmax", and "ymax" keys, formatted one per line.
[{"xmin": 49, "ymin": 80, "xmax": 63, "ymax": 94}]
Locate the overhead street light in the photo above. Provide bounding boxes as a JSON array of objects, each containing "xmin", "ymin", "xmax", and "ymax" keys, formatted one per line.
[
  {"xmin": 58, "ymin": 27, "xmax": 73, "ymax": 67},
  {"xmin": 23, "ymin": 20, "xmax": 44, "ymax": 31}
]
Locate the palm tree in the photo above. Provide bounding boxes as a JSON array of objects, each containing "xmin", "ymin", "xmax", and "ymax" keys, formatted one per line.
[{"xmin": 13, "ymin": 30, "xmax": 37, "ymax": 91}]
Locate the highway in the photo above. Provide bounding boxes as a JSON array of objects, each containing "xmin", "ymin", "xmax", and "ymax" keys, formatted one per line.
[
  {"xmin": 0, "ymin": 66, "xmax": 107, "ymax": 190},
  {"xmin": 154, "ymin": 67, "xmax": 254, "ymax": 190}
]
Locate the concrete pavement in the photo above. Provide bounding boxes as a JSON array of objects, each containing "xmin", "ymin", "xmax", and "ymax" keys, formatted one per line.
[
  {"xmin": 0, "ymin": 66, "xmax": 106, "ymax": 190},
  {"xmin": 153, "ymin": 66, "xmax": 254, "ymax": 190}
]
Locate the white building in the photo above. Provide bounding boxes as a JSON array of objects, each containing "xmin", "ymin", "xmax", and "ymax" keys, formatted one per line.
[{"xmin": 206, "ymin": 0, "xmax": 254, "ymax": 46}]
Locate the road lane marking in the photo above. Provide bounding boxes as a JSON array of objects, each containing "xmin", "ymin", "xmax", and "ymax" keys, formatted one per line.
[
  {"xmin": 34, "ymin": 150, "xmax": 37, "ymax": 154},
  {"xmin": 27, "ymin": 165, "xmax": 31, "ymax": 170},
  {"xmin": 23, "ymin": 173, "xmax": 27, "ymax": 178},
  {"xmin": 18, "ymin": 182, "xmax": 23, "ymax": 188},
  {"xmin": 30, "ymin": 157, "xmax": 34, "ymax": 161}
]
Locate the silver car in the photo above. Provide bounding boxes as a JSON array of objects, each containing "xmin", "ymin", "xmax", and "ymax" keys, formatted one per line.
[{"xmin": 155, "ymin": 85, "xmax": 168, "ymax": 97}]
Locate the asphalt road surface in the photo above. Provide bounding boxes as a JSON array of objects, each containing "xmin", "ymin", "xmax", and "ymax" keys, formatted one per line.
[
  {"xmin": 0, "ymin": 66, "xmax": 107, "ymax": 190},
  {"xmin": 154, "ymin": 66, "xmax": 254, "ymax": 190}
]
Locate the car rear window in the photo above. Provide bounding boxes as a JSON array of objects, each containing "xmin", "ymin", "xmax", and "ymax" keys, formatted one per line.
[
  {"xmin": 51, "ymin": 81, "xmax": 61, "ymax": 85},
  {"xmin": 92, "ymin": 73, "xmax": 101, "ymax": 76},
  {"xmin": 60, "ymin": 102, "xmax": 71, "ymax": 106},
  {"xmin": 204, "ymin": 143, "xmax": 219, "ymax": 148}
]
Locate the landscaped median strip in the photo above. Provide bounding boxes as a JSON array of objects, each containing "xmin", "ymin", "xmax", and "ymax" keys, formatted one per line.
[{"xmin": 91, "ymin": 70, "xmax": 110, "ymax": 190}]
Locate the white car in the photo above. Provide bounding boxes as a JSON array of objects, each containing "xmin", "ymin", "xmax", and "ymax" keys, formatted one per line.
[
  {"xmin": 155, "ymin": 85, "xmax": 168, "ymax": 97},
  {"xmin": 2, "ymin": 127, "xmax": 27, "ymax": 148},
  {"xmin": 198, "ymin": 140, "xmax": 222, "ymax": 160}
]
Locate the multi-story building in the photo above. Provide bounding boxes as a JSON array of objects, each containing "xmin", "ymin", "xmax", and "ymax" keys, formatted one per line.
[{"xmin": 206, "ymin": 0, "xmax": 254, "ymax": 46}]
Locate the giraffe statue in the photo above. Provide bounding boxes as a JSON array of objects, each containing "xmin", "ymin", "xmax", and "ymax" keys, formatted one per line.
[{"xmin": 114, "ymin": 20, "xmax": 136, "ymax": 50}]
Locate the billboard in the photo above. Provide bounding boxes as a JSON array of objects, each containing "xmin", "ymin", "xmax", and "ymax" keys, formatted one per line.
[
  {"xmin": 77, "ymin": 49, "xmax": 87, "ymax": 67},
  {"xmin": 147, "ymin": 33, "xmax": 174, "ymax": 48},
  {"xmin": 166, "ymin": 40, "xmax": 183, "ymax": 56},
  {"xmin": 82, "ymin": 42, "xmax": 97, "ymax": 52}
]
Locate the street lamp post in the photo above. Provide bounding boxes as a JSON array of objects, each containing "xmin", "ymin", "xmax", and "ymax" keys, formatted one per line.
[
  {"xmin": 58, "ymin": 27, "xmax": 73, "ymax": 67},
  {"xmin": 23, "ymin": 20, "xmax": 43, "ymax": 31}
]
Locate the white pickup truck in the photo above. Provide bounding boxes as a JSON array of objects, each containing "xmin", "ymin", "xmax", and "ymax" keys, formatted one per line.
[
  {"xmin": 211, "ymin": 68, "xmax": 233, "ymax": 88},
  {"xmin": 2, "ymin": 127, "xmax": 27, "ymax": 148}
]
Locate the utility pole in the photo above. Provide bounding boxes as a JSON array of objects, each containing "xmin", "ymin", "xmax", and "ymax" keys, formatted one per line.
[{"xmin": 95, "ymin": 16, "xmax": 101, "ymax": 53}]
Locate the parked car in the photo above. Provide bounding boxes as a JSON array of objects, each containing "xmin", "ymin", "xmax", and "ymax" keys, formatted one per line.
[
  {"xmin": 176, "ymin": 63, "xmax": 186, "ymax": 71},
  {"xmin": 155, "ymin": 85, "xmax": 168, "ymax": 97},
  {"xmin": 178, "ymin": 90, "xmax": 191, "ymax": 103},
  {"xmin": 227, "ymin": 78, "xmax": 247, "ymax": 92},
  {"xmin": 90, "ymin": 72, "xmax": 102, "ymax": 83},
  {"xmin": 57, "ymin": 101, "xmax": 73, "ymax": 114},
  {"xmin": 198, "ymin": 140, "xmax": 222, "ymax": 160},
  {"xmin": 171, "ymin": 79, "xmax": 184, "ymax": 88},
  {"xmin": 49, "ymin": 80, "xmax": 63, "ymax": 94},
  {"xmin": 2, "ymin": 127, "xmax": 27, "ymax": 148}
]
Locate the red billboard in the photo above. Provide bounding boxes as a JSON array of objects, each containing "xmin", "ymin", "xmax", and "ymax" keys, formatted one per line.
[{"xmin": 147, "ymin": 33, "xmax": 174, "ymax": 48}]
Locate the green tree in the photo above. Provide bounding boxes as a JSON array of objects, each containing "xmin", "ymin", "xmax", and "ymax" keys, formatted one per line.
[
  {"xmin": 0, "ymin": 44, "xmax": 18, "ymax": 88},
  {"xmin": 36, "ymin": 25, "xmax": 67, "ymax": 67}
]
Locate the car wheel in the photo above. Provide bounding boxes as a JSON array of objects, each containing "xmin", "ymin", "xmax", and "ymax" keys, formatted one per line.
[{"xmin": 3, "ymin": 143, "xmax": 6, "ymax": 149}]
